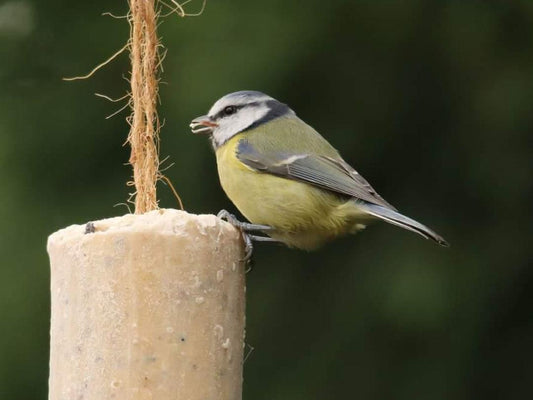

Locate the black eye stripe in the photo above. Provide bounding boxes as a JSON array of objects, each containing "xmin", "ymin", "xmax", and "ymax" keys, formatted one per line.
[
  {"xmin": 213, "ymin": 105, "xmax": 241, "ymax": 120},
  {"xmin": 213, "ymin": 102, "xmax": 264, "ymax": 120},
  {"xmin": 224, "ymin": 106, "xmax": 237, "ymax": 115}
]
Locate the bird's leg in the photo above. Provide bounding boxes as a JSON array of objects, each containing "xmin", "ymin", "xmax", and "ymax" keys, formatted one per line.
[
  {"xmin": 247, "ymin": 235, "xmax": 279, "ymax": 242},
  {"xmin": 217, "ymin": 209, "xmax": 273, "ymax": 232},
  {"xmin": 217, "ymin": 210, "xmax": 278, "ymax": 268}
]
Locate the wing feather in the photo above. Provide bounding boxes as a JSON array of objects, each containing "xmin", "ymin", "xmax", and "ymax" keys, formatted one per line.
[{"xmin": 236, "ymin": 139, "xmax": 396, "ymax": 209}]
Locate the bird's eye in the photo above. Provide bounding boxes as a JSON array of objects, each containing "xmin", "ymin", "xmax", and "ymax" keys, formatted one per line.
[{"xmin": 223, "ymin": 106, "xmax": 237, "ymax": 116}]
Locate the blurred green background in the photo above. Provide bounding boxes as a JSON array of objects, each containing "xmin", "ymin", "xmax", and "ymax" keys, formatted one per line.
[{"xmin": 1, "ymin": 0, "xmax": 532, "ymax": 398}]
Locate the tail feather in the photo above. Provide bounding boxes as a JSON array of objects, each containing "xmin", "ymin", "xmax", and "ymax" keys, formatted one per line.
[{"xmin": 359, "ymin": 203, "xmax": 449, "ymax": 247}]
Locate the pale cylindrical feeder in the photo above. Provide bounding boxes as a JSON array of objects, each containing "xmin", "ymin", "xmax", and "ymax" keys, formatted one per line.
[{"xmin": 47, "ymin": 209, "xmax": 245, "ymax": 399}]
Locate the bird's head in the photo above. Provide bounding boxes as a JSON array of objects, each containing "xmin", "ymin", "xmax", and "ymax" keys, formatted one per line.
[{"xmin": 190, "ymin": 90, "xmax": 294, "ymax": 148}]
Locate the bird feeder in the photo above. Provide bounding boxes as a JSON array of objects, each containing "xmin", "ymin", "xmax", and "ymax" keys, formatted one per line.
[{"xmin": 47, "ymin": 1, "xmax": 246, "ymax": 399}]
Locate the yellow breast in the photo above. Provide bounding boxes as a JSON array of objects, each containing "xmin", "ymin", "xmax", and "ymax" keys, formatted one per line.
[{"xmin": 215, "ymin": 135, "xmax": 369, "ymax": 249}]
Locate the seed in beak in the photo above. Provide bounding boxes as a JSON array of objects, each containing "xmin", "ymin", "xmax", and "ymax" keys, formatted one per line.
[{"xmin": 190, "ymin": 118, "xmax": 218, "ymax": 134}]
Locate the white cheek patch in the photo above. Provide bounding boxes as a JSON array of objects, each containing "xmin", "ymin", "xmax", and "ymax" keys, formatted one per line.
[
  {"xmin": 212, "ymin": 105, "xmax": 270, "ymax": 147},
  {"xmin": 212, "ymin": 123, "xmax": 239, "ymax": 147}
]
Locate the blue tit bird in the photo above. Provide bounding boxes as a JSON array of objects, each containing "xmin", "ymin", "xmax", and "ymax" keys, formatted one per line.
[{"xmin": 190, "ymin": 90, "xmax": 448, "ymax": 252}]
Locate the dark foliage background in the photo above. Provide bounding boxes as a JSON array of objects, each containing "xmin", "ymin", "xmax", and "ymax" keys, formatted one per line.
[{"xmin": 1, "ymin": 0, "xmax": 532, "ymax": 399}]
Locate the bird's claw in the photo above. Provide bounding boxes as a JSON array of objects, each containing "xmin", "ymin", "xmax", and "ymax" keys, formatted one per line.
[
  {"xmin": 217, "ymin": 210, "xmax": 273, "ymax": 270},
  {"xmin": 217, "ymin": 210, "xmax": 272, "ymax": 232},
  {"xmin": 237, "ymin": 228, "xmax": 252, "ymax": 258}
]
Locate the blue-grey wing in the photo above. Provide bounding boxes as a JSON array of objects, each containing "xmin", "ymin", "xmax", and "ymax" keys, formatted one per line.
[{"xmin": 236, "ymin": 139, "xmax": 396, "ymax": 210}]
